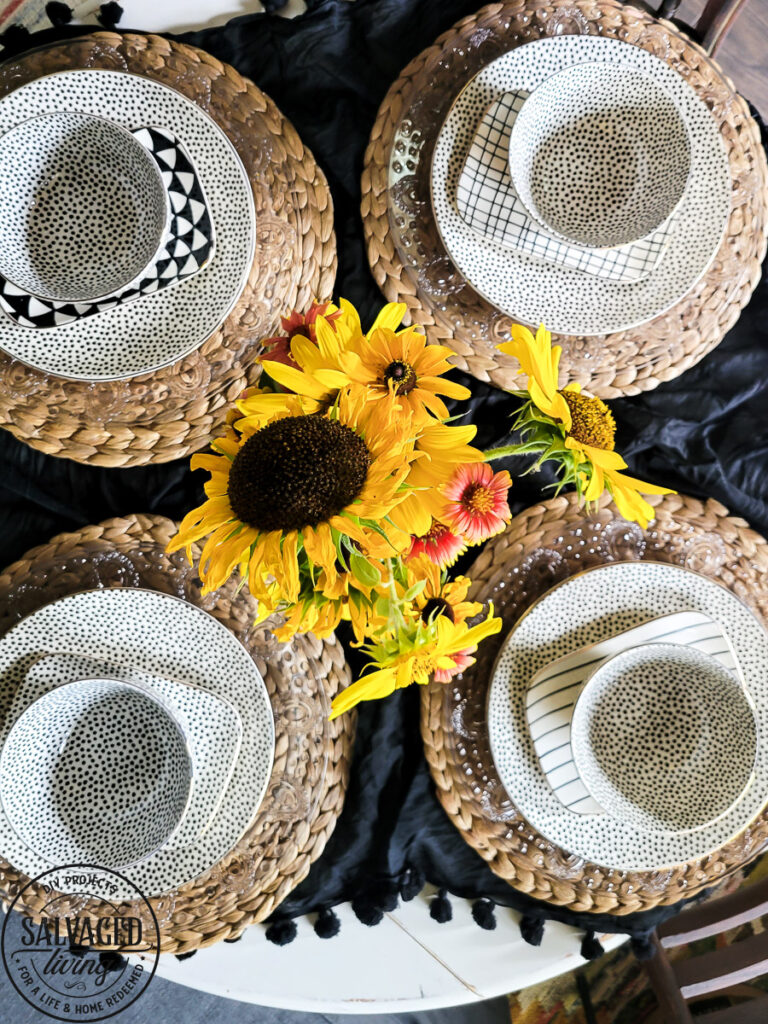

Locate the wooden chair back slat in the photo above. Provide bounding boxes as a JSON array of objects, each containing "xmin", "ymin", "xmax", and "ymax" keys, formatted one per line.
[
  {"xmin": 659, "ymin": 876, "xmax": 768, "ymax": 947},
  {"xmin": 634, "ymin": 0, "xmax": 749, "ymax": 54},
  {"xmin": 673, "ymin": 930, "xmax": 768, "ymax": 1000},
  {"xmin": 691, "ymin": 994, "xmax": 768, "ymax": 1024}
]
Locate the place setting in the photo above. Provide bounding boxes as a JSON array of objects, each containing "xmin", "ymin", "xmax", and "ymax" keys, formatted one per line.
[
  {"xmin": 422, "ymin": 489, "xmax": 768, "ymax": 914},
  {"xmin": 0, "ymin": 32, "xmax": 337, "ymax": 467},
  {"xmin": 0, "ymin": 513, "xmax": 355, "ymax": 949},
  {"xmin": 363, "ymin": 0, "xmax": 768, "ymax": 395}
]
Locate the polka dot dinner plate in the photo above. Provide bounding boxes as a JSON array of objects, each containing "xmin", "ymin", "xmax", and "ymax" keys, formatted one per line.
[
  {"xmin": 431, "ymin": 36, "xmax": 730, "ymax": 336},
  {"xmin": 487, "ymin": 562, "xmax": 768, "ymax": 871},
  {"xmin": 0, "ymin": 589, "xmax": 274, "ymax": 899},
  {"xmin": 0, "ymin": 69, "xmax": 255, "ymax": 380}
]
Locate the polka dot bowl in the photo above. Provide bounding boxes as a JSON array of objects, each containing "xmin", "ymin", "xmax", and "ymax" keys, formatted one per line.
[
  {"xmin": 508, "ymin": 62, "xmax": 691, "ymax": 249},
  {"xmin": 571, "ymin": 643, "xmax": 758, "ymax": 834},
  {"xmin": 0, "ymin": 111, "xmax": 169, "ymax": 303},
  {"xmin": 0, "ymin": 677, "xmax": 193, "ymax": 869}
]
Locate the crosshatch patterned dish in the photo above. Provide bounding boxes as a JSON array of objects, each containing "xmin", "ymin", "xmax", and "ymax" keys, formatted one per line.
[
  {"xmin": 19, "ymin": 653, "xmax": 243, "ymax": 848},
  {"xmin": 487, "ymin": 561, "xmax": 768, "ymax": 871},
  {"xmin": 0, "ymin": 67, "xmax": 255, "ymax": 380},
  {"xmin": 456, "ymin": 91, "xmax": 677, "ymax": 283},
  {"xmin": 0, "ymin": 126, "xmax": 215, "ymax": 330},
  {"xmin": 431, "ymin": 35, "xmax": 730, "ymax": 335},
  {"xmin": 527, "ymin": 611, "xmax": 740, "ymax": 814},
  {"xmin": 506, "ymin": 62, "xmax": 691, "ymax": 248},
  {"xmin": 0, "ymin": 588, "xmax": 274, "ymax": 900}
]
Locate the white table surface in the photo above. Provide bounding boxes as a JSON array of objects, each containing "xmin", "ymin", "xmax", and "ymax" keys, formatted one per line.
[{"xmin": 0, "ymin": 0, "xmax": 628, "ymax": 1012}]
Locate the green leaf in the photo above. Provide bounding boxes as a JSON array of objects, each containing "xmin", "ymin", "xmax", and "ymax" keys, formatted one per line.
[
  {"xmin": 402, "ymin": 579, "xmax": 427, "ymax": 602},
  {"xmin": 350, "ymin": 551, "xmax": 381, "ymax": 588}
]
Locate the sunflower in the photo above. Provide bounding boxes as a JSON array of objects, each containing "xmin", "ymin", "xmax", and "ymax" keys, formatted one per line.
[
  {"xmin": 498, "ymin": 323, "xmax": 571, "ymax": 423},
  {"xmin": 166, "ymin": 389, "xmax": 416, "ymax": 603},
  {"xmin": 442, "ymin": 462, "xmax": 511, "ymax": 543},
  {"xmin": 491, "ymin": 323, "xmax": 674, "ymax": 525},
  {"xmin": 257, "ymin": 299, "xmax": 406, "ymax": 414},
  {"xmin": 342, "ymin": 322, "xmax": 471, "ymax": 428},
  {"xmin": 409, "ymin": 558, "xmax": 483, "ymax": 629},
  {"xmin": 329, "ymin": 610, "xmax": 501, "ymax": 718}
]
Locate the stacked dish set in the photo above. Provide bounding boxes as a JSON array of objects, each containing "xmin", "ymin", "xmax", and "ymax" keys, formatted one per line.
[
  {"xmin": 432, "ymin": 35, "xmax": 731, "ymax": 336},
  {"xmin": 0, "ymin": 67, "xmax": 255, "ymax": 380},
  {"xmin": 0, "ymin": 589, "xmax": 274, "ymax": 900},
  {"xmin": 487, "ymin": 561, "xmax": 767, "ymax": 872}
]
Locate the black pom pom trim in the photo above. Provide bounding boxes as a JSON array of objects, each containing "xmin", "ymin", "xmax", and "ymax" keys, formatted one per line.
[
  {"xmin": 429, "ymin": 888, "xmax": 453, "ymax": 923},
  {"xmin": 400, "ymin": 867, "xmax": 425, "ymax": 902},
  {"xmin": 266, "ymin": 921, "xmax": 299, "ymax": 942},
  {"xmin": 265, "ymin": 919, "xmax": 297, "ymax": 946},
  {"xmin": 352, "ymin": 895, "xmax": 383, "ymax": 927},
  {"xmin": 472, "ymin": 898, "xmax": 497, "ymax": 931},
  {"xmin": 99, "ymin": 951, "xmax": 126, "ymax": 974},
  {"xmin": 68, "ymin": 943, "xmax": 87, "ymax": 959},
  {"xmin": 580, "ymin": 929, "xmax": 605, "ymax": 961},
  {"xmin": 377, "ymin": 885, "xmax": 399, "ymax": 914},
  {"xmin": 631, "ymin": 933, "xmax": 657, "ymax": 961},
  {"xmin": 97, "ymin": 1, "xmax": 123, "ymax": 28},
  {"xmin": 0, "ymin": 24, "xmax": 31, "ymax": 54},
  {"xmin": 520, "ymin": 914, "xmax": 545, "ymax": 946},
  {"xmin": 261, "ymin": 0, "xmax": 289, "ymax": 11},
  {"xmin": 46, "ymin": 2, "xmax": 73, "ymax": 26},
  {"xmin": 314, "ymin": 907, "xmax": 341, "ymax": 939},
  {"xmin": 175, "ymin": 950, "xmax": 197, "ymax": 961}
]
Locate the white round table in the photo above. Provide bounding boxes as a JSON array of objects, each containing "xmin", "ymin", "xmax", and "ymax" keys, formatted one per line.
[{"xmin": 0, "ymin": 0, "xmax": 626, "ymax": 1011}]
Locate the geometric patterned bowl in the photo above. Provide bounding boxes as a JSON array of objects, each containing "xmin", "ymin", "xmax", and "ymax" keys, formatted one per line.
[
  {"xmin": 571, "ymin": 643, "xmax": 758, "ymax": 834},
  {"xmin": 0, "ymin": 677, "xmax": 192, "ymax": 869},
  {"xmin": 0, "ymin": 111, "xmax": 168, "ymax": 303}
]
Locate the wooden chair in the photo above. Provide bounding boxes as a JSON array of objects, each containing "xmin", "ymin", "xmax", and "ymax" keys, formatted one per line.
[
  {"xmin": 637, "ymin": 0, "xmax": 750, "ymax": 56},
  {"xmin": 643, "ymin": 873, "xmax": 768, "ymax": 1021}
]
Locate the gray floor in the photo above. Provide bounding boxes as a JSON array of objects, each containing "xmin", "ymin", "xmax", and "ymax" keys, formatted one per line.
[{"xmin": 0, "ymin": 910, "xmax": 510, "ymax": 1024}]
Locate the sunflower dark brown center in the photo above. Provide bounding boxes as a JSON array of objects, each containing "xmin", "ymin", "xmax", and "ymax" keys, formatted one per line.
[
  {"xmin": 561, "ymin": 390, "xmax": 616, "ymax": 451},
  {"xmin": 421, "ymin": 597, "xmax": 455, "ymax": 623},
  {"xmin": 384, "ymin": 360, "xmax": 417, "ymax": 396},
  {"xmin": 228, "ymin": 415, "xmax": 370, "ymax": 533}
]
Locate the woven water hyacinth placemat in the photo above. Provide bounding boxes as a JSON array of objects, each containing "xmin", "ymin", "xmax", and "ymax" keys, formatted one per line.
[
  {"xmin": 0, "ymin": 32, "xmax": 337, "ymax": 468},
  {"xmin": 362, "ymin": 0, "xmax": 768, "ymax": 398},
  {"xmin": 421, "ymin": 490, "xmax": 768, "ymax": 915},
  {"xmin": 0, "ymin": 514, "xmax": 355, "ymax": 953}
]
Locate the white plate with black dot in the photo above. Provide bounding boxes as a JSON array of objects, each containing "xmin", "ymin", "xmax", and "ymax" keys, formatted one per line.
[
  {"xmin": 14, "ymin": 653, "xmax": 243, "ymax": 848},
  {"xmin": 0, "ymin": 589, "xmax": 274, "ymax": 899},
  {"xmin": 0, "ymin": 69, "xmax": 254, "ymax": 380},
  {"xmin": 429, "ymin": 35, "xmax": 730, "ymax": 336},
  {"xmin": 487, "ymin": 561, "xmax": 768, "ymax": 871}
]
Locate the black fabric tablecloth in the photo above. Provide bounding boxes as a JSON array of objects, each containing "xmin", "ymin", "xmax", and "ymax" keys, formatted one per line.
[{"xmin": 1, "ymin": 0, "xmax": 767, "ymax": 956}]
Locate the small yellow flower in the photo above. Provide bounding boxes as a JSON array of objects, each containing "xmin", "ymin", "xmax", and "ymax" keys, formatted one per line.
[
  {"xmin": 329, "ymin": 612, "xmax": 501, "ymax": 719},
  {"xmin": 495, "ymin": 323, "xmax": 675, "ymax": 528},
  {"xmin": 343, "ymin": 323, "xmax": 470, "ymax": 427},
  {"xmin": 498, "ymin": 323, "xmax": 571, "ymax": 424}
]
